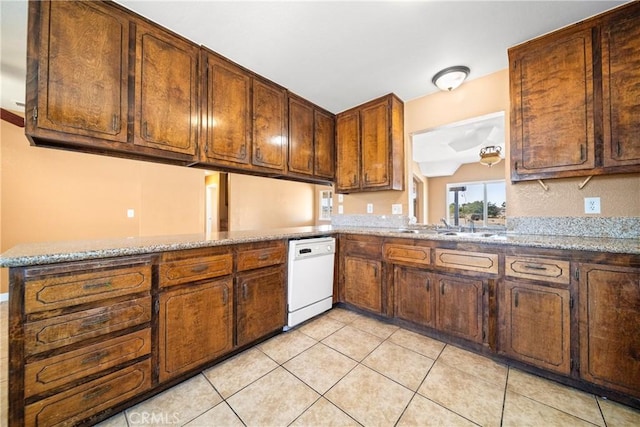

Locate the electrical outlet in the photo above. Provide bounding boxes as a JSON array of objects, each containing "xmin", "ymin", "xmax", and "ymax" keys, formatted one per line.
[
  {"xmin": 338, "ymin": 194, "xmax": 344, "ymax": 203},
  {"xmin": 338, "ymin": 205, "xmax": 344, "ymax": 214},
  {"xmin": 366, "ymin": 203, "xmax": 373, "ymax": 213},
  {"xmin": 127, "ymin": 209, "xmax": 135, "ymax": 218},
  {"xmin": 584, "ymin": 197, "xmax": 601, "ymax": 214},
  {"xmin": 392, "ymin": 204, "xmax": 402, "ymax": 215}
]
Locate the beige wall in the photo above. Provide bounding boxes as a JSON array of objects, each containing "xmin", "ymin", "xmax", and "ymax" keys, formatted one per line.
[
  {"xmin": 0, "ymin": 120, "xmax": 318, "ymax": 293},
  {"xmin": 406, "ymin": 69, "xmax": 640, "ymax": 219},
  {"xmin": 428, "ymin": 162, "xmax": 506, "ymax": 224},
  {"xmin": 227, "ymin": 174, "xmax": 317, "ymax": 230}
]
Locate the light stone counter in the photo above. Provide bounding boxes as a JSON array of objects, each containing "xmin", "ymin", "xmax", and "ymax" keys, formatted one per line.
[{"xmin": 1, "ymin": 224, "xmax": 638, "ymax": 268}]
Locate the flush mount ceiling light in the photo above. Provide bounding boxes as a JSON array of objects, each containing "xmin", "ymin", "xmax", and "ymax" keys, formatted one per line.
[
  {"xmin": 432, "ymin": 66, "xmax": 470, "ymax": 91},
  {"xmin": 479, "ymin": 145, "xmax": 502, "ymax": 167}
]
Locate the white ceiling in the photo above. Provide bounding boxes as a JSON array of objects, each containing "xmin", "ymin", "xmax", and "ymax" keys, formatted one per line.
[
  {"xmin": 413, "ymin": 111, "xmax": 505, "ymax": 177},
  {"xmin": 0, "ymin": 0, "xmax": 628, "ymax": 174}
]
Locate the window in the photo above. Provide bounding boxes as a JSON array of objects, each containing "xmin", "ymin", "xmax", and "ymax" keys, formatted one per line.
[
  {"xmin": 319, "ymin": 190, "xmax": 333, "ymax": 221},
  {"xmin": 446, "ymin": 180, "xmax": 506, "ymax": 228}
]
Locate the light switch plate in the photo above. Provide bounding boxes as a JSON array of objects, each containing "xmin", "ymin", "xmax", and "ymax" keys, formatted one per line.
[
  {"xmin": 584, "ymin": 197, "xmax": 601, "ymax": 214},
  {"xmin": 338, "ymin": 194, "xmax": 344, "ymax": 203},
  {"xmin": 338, "ymin": 205, "xmax": 344, "ymax": 214},
  {"xmin": 392, "ymin": 204, "xmax": 402, "ymax": 214},
  {"xmin": 366, "ymin": 203, "xmax": 373, "ymax": 213},
  {"xmin": 127, "ymin": 209, "xmax": 135, "ymax": 218}
]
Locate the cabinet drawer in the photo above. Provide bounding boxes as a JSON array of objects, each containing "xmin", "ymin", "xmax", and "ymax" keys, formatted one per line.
[
  {"xmin": 24, "ymin": 359, "xmax": 152, "ymax": 427},
  {"xmin": 25, "ymin": 329, "xmax": 151, "ymax": 397},
  {"xmin": 25, "ymin": 264, "xmax": 151, "ymax": 314},
  {"xmin": 343, "ymin": 236, "xmax": 382, "ymax": 258},
  {"xmin": 383, "ymin": 243, "xmax": 430, "ymax": 266},
  {"xmin": 434, "ymin": 249, "xmax": 498, "ymax": 274},
  {"xmin": 24, "ymin": 297, "xmax": 152, "ymax": 355},
  {"xmin": 159, "ymin": 253, "xmax": 233, "ymax": 287},
  {"xmin": 237, "ymin": 243, "xmax": 286, "ymax": 271},
  {"xmin": 505, "ymin": 256, "xmax": 570, "ymax": 285}
]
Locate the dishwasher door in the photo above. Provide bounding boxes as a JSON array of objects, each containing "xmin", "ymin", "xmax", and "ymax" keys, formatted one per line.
[{"xmin": 287, "ymin": 237, "xmax": 335, "ymax": 328}]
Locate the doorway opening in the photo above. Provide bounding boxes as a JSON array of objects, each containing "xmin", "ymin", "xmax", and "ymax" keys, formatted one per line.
[{"xmin": 205, "ymin": 172, "xmax": 229, "ymax": 234}]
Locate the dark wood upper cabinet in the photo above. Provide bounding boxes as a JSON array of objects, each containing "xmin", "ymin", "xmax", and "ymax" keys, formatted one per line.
[
  {"xmin": 510, "ymin": 27, "xmax": 595, "ymax": 178},
  {"xmin": 26, "ymin": 1, "xmax": 200, "ymax": 164},
  {"xmin": 27, "ymin": 1, "xmax": 130, "ymax": 143},
  {"xmin": 133, "ymin": 21, "xmax": 199, "ymax": 156},
  {"xmin": 509, "ymin": 0, "xmax": 640, "ymax": 181},
  {"xmin": 314, "ymin": 109, "xmax": 336, "ymax": 179},
  {"xmin": 200, "ymin": 50, "xmax": 252, "ymax": 167},
  {"xmin": 288, "ymin": 94, "xmax": 336, "ymax": 181},
  {"xmin": 336, "ymin": 93, "xmax": 404, "ymax": 193},
  {"xmin": 200, "ymin": 49, "xmax": 288, "ymax": 174},
  {"xmin": 601, "ymin": 4, "xmax": 640, "ymax": 167},
  {"xmin": 288, "ymin": 96, "xmax": 315, "ymax": 176},
  {"xmin": 336, "ymin": 110, "xmax": 361, "ymax": 192},
  {"xmin": 252, "ymin": 78, "xmax": 287, "ymax": 172}
]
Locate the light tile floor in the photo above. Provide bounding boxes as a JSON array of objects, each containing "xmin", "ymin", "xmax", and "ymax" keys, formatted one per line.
[{"xmin": 2, "ymin": 302, "xmax": 640, "ymax": 426}]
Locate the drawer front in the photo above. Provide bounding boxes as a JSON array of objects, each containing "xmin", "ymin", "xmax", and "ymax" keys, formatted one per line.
[
  {"xmin": 343, "ymin": 236, "xmax": 382, "ymax": 258},
  {"xmin": 25, "ymin": 329, "xmax": 151, "ymax": 397},
  {"xmin": 24, "ymin": 359, "xmax": 152, "ymax": 427},
  {"xmin": 237, "ymin": 243, "xmax": 286, "ymax": 271},
  {"xmin": 159, "ymin": 253, "xmax": 233, "ymax": 287},
  {"xmin": 435, "ymin": 249, "xmax": 499, "ymax": 274},
  {"xmin": 25, "ymin": 264, "xmax": 151, "ymax": 314},
  {"xmin": 505, "ymin": 256, "xmax": 570, "ymax": 285},
  {"xmin": 383, "ymin": 243, "xmax": 430, "ymax": 266},
  {"xmin": 24, "ymin": 296, "xmax": 152, "ymax": 355}
]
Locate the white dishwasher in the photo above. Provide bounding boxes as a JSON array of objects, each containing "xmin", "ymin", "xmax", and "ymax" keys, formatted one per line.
[{"xmin": 286, "ymin": 236, "xmax": 336, "ymax": 329}]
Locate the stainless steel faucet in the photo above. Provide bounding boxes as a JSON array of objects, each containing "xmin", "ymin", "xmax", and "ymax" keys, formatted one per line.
[{"xmin": 440, "ymin": 218, "xmax": 450, "ymax": 228}]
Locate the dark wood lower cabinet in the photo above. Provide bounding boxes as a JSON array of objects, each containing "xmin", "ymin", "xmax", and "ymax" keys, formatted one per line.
[
  {"xmin": 236, "ymin": 266, "xmax": 286, "ymax": 347},
  {"xmin": 500, "ymin": 280, "xmax": 571, "ymax": 374},
  {"xmin": 435, "ymin": 274, "xmax": 484, "ymax": 344},
  {"xmin": 343, "ymin": 256, "xmax": 383, "ymax": 314},
  {"xmin": 394, "ymin": 266, "xmax": 435, "ymax": 327},
  {"xmin": 158, "ymin": 279, "xmax": 234, "ymax": 382},
  {"xmin": 579, "ymin": 263, "xmax": 640, "ymax": 396}
]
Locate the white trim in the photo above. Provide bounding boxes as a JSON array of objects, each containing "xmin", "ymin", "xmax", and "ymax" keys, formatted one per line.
[{"xmin": 0, "ymin": 293, "xmax": 8, "ymax": 302}]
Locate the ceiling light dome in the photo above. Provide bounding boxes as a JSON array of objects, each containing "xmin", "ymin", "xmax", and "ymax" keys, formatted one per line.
[{"xmin": 432, "ymin": 66, "xmax": 470, "ymax": 91}]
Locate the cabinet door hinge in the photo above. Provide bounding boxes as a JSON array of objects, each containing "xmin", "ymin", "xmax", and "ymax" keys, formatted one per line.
[
  {"xmin": 482, "ymin": 330, "xmax": 486, "ymax": 341},
  {"xmin": 569, "ymin": 296, "xmax": 574, "ymax": 309},
  {"xmin": 32, "ymin": 106, "xmax": 38, "ymax": 122},
  {"xmin": 154, "ymin": 299, "xmax": 160, "ymax": 314},
  {"xmin": 574, "ymin": 268, "xmax": 580, "ymax": 282}
]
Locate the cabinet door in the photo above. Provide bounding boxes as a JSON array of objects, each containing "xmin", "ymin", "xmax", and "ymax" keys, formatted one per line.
[
  {"xmin": 33, "ymin": 1, "xmax": 129, "ymax": 142},
  {"xmin": 288, "ymin": 97, "xmax": 314, "ymax": 175},
  {"xmin": 236, "ymin": 266, "xmax": 286, "ymax": 347},
  {"xmin": 343, "ymin": 256, "xmax": 382, "ymax": 313},
  {"xmin": 314, "ymin": 109, "xmax": 336, "ymax": 179},
  {"xmin": 201, "ymin": 52, "xmax": 252, "ymax": 166},
  {"xmin": 394, "ymin": 266, "xmax": 435, "ymax": 327},
  {"xmin": 510, "ymin": 27, "xmax": 595, "ymax": 179},
  {"xmin": 601, "ymin": 5, "xmax": 640, "ymax": 167},
  {"xmin": 253, "ymin": 79, "xmax": 287, "ymax": 171},
  {"xmin": 579, "ymin": 263, "xmax": 640, "ymax": 396},
  {"xmin": 435, "ymin": 274, "xmax": 483, "ymax": 343},
  {"xmin": 336, "ymin": 110, "xmax": 361, "ymax": 192},
  {"xmin": 360, "ymin": 99, "xmax": 390, "ymax": 188},
  {"xmin": 159, "ymin": 279, "xmax": 233, "ymax": 382},
  {"xmin": 500, "ymin": 281, "xmax": 570, "ymax": 374},
  {"xmin": 134, "ymin": 23, "xmax": 199, "ymax": 156}
]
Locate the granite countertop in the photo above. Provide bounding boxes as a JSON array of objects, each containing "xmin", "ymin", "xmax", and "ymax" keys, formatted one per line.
[{"xmin": 1, "ymin": 225, "xmax": 638, "ymax": 268}]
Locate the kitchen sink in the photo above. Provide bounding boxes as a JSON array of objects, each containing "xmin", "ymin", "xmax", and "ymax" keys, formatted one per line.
[{"xmin": 439, "ymin": 231, "xmax": 506, "ymax": 239}]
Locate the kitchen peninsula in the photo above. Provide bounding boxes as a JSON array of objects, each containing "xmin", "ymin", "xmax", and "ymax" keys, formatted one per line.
[{"xmin": 2, "ymin": 226, "xmax": 639, "ymax": 426}]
